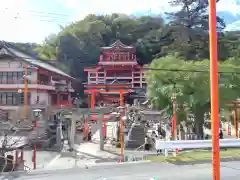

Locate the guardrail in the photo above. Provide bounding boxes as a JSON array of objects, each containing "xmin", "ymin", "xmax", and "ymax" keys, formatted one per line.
[
  {"xmin": 155, "ymin": 139, "xmax": 240, "ymax": 156},
  {"xmin": 155, "ymin": 139, "xmax": 240, "ymax": 149}
]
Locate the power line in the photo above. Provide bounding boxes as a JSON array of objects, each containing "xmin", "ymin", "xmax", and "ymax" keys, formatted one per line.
[
  {"xmin": 2, "ymin": 8, "xmax": 73, "ymax": 24},
  {"xmin": 144, "ymin": 67, "xmax": 240, "ymax": 75},
  {"xmin": 10, "ymin": 53, "xmax": 240, "ymax": 75},
  {"xmin": 13, "ymin": 56, "xmax": 240, "ymax": 75},
  {"xmin": 5, "ymin": 41, "xmax": 240, "ymax": 74},
  {"xmin": 13, "ymin": 17, "xmax": 70, "ymax": 24},
  {"xmin": 3, "ymin": 7, "xmax": 71, "ymax": 18}
]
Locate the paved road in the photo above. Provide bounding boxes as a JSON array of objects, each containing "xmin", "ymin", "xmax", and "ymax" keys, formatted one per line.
[{"xmin": 4, "ymin": 161, "xmax": 240, "ymax": 180}]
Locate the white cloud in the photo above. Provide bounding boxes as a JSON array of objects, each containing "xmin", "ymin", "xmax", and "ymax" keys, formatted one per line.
[
  {"xmin": 1, "ymin": 0, "xmax": 240, "ymax": 43},
  {"xmin": 55, "ymin": 0, "xmax": 176, "ymax": 20},
  {"xmin": 225, "ymin": 20, "xmax": 240, "ymax": 31},
  {"xmin": 217, "ymin": 0, "xmax": 240, "ymax": 15},
  {"xmin": 0, "ymin": 0, "xmax": 63, "ymax": 43},
  {"xmin": 57, "ymin": 0, "xmax": 240, "ymax": 20}
]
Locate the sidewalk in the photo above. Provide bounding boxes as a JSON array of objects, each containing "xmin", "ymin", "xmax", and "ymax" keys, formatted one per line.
[
  {"xmin": 75, "ymin": 142, "xmax": 119, "ymax": 158},
  {"xmin": 44, "ymin": 142, "xmax": 120, "ymax": 170},
  {"xmin": 23, "ymin": 150, "xmax": 59, "ymax": 169},
  {"xmin": 44, "ymin": 123, "xmax": 120, "ymax": 170}
]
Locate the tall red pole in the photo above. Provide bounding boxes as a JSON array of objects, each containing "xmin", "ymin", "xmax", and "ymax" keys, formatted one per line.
[
  {"xmin": 172, "ymin": 100, "xmax": 177, "ymax": 140},
  {"xmin": 103, "ymin": 119, "xmax": 107, "ymax": 138},
  {"xmin": 209, "ymin": 0, "xmax": 220, "ymax": 179},
  {"xmin": 85, "ymin": 90, "xmax": 95, "ymax": 138},
  {"xmin": 33, "ymin": 118, "xmax": 38, "ymax": 169},
  {"xmin": 234, "ymin": 108, "xmax": 238, "ymax": 138},
  {"xmin": 119, "ymin": 89, "xmax": 124, "ymax": 162},
  {"xmin": 24, "ymin": 64, "xmax": 28, "ymax": 118}
]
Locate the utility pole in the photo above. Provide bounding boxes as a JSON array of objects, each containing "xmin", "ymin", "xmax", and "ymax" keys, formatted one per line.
[
  {"xmin": 119, "ymin": 89, "xmax": 124, "ymax": 162},
  {"xmin": 32, "ymin": 109, "xmax": 42, "ymax": 170},
  {"xmin": 99, "ymin": 112, "xmax": 104, "ymax": 150},
  {"xmin": 233, "ymin": 109, "xmax": 238, "ymax": 138},
  {"xmin": 24, "ymin": 64, "xmax": 29, "ymax": 119},
  {"xmin": 171, "ymin": 92, "xmax": 177, "ymax": 140}
]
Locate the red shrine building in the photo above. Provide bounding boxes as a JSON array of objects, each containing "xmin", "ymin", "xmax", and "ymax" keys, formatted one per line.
[{"xmin": 84, "ymin": 40, "xmax": 147, "ymax": 106}]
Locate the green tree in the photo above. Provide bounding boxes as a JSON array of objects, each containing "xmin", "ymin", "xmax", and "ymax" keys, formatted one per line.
[
  {"xmin": 146, "ymin": 56, "xmax": 240, "ymax": 138},
  {"xmin": 166, "ymin": 0, "xmax": 225, "ymax": 60},
  {"xmin": 34, "ymin": 14, "xmax": 166, "ymax": 96}
]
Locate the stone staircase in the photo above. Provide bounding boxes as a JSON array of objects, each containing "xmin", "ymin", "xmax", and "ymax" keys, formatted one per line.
[
  {"xmin": 106, "ymin": 122, "xmax": 118, "ymax": 140},
  {"xmin": 125, "ymin": 123, "xmax": 145, "ymax": 149}
]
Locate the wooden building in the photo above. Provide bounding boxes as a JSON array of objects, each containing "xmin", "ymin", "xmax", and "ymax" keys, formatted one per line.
[{"xmin": 84, "ymin": 40, "xmax": 147, "ymax": 106}]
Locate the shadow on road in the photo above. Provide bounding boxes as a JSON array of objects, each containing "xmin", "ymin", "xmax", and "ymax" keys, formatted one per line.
[
  {"xmin": 103, "ymin": 149, "xmax": 120, "ymax": 156},
  {"xmin": 77, "ymin": 151, "xmax": 119, "ymax": 163}
]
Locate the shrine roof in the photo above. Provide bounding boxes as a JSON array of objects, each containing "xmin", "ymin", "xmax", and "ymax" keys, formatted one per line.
[
  {"xmin": 84, "ymin": 64, "xmax": 143, "ymax": 71},
  {"xmin": 101, "ymin": 40, "xmax": 134, "ymax": 50}
]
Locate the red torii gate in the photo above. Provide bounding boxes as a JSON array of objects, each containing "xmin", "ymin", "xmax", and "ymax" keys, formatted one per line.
[
  {"xmin": 226, "ymin": 100, "xmax": 240, "ymax": 138},
  {"xmin": 84, "ymin": 89, "xmax": 129, "ymax": 138}
]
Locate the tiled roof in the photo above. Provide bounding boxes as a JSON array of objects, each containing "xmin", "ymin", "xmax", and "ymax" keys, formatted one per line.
[
  {"xmin": 0, "ymin": 41, "xmax": 74, "ymax": 79},
  {"xmin": 101, "ymin": 40, "xmax": 134, "ymax": 49}
]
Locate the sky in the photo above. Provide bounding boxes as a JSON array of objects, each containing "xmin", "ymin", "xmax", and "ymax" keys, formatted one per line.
[{"xmin": 0, "ymin": 0, "xmax": 240, "ymax": 44}]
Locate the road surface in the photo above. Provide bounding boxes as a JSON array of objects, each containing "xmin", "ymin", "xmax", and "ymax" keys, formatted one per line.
[{"xmin": 4, "ymin": 161, "xmax": 240, "ymax": 180}]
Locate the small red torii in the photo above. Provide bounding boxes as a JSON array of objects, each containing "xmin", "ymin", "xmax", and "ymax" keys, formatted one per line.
[{"xmin": 84, "ymin": 89, "xmax": 130, "ymax": 138}]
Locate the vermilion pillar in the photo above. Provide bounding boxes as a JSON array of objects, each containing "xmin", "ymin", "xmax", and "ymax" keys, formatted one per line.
[
  {"xmin": 119, "ymin": 89, "xmax": 124, "ymax": 162},
  {"xmin": 172, "ymin": 102, "xmax": 177, "ymax": 140},
  {"xmin": 234, "ymin": 108, "xmax": 238, "ymax": 138},
  {"xmin": 24, "ymin": 64, "xmax": 28, "ymax": 118},
  {"xmin": 209, "ymin": 0, "xmax": 220, "ymax": 179},
  {"xmin": 103, "ymin": 118, "xmax": 107, "ymax": 138},
  {"xmin": 33, "ymin": 118, "xmax": 38, "ymax": 169},
  {"xmin": 120, "ymin": 89, "xmax": 124, "ymax": 106},
  {"xmin": 85, "ymin": 89, "xmax": 95, "ymax": 138}
]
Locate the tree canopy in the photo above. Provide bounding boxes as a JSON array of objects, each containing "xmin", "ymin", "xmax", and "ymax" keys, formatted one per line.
[
  {"xmin": 20, "ymin": 1, "xmax": 240, "ymax": 83},
  {"xmin": 146, "ymin": 56, "xmax": 240, "ymax": 137},
  {"xmin": 12, "ymin": 0, "xmax": 240, "ymax": 97}
]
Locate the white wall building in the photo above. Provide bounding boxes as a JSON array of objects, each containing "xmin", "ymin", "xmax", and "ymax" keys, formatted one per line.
[{"xmin": 0, "ymin": 42, "xmax": 74, "ymax": 119}]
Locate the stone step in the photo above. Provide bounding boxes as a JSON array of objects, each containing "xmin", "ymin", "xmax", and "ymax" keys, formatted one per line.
[{"xmin": 125, "ymin": 123, "xmax": 145, "ymax": 149}]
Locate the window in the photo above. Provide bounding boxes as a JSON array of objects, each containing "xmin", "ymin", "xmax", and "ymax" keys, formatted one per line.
[
  {"xmin": 6, "ymin": 92, "xmax": 13, "ymax": 105},
  {"xmin": 0, "ymin": 93, "xmax": 7, "ymax": 105},
  {"xmin": 7, "ymin": 72, "xmax": 13, "ymax": 84},
  {"xmin": 36, "ymin": 96, "xmax": 40, "ymax": 103},
  {"xmin": 2, "ymin": 72, "xmax": 7, "ymax": 84},
  {"xmin": 19, "ymin": 92, "xmax": 31, "ymax": 105},
  {"xmin": 0, "ymin": 72, "xmax": 24, "ymax": 84},
  {"xmin": 0, "ymin": 92, "xmax": 31, "ymax": 105}
]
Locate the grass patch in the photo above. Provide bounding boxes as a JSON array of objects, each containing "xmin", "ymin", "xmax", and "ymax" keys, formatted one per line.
[{"xmin": 147, "ymin": 149, "xmax": 240, "ymax": 163}]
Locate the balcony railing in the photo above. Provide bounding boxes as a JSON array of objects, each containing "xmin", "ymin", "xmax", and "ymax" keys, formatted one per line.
[
  {"xmin": 99, "ymin": 61, "xmax": 138, "ymax": 65},
  {"xmin": 55, "ymin": 84, "xmax": 74, "ymax": 92},
  {"xmin": 0, "ymin": 79, "xmax": 52, "ymax": 85}
]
